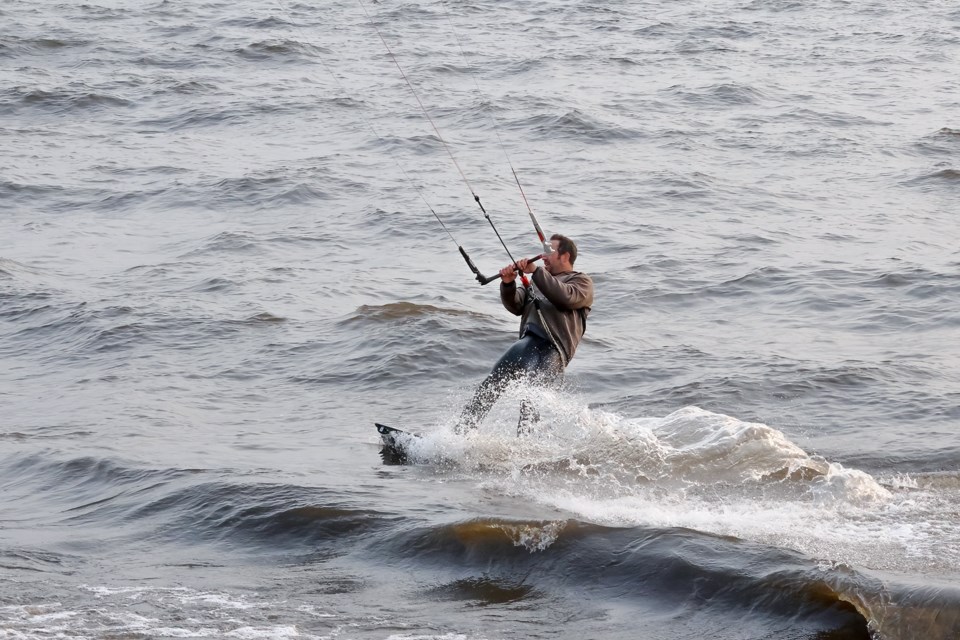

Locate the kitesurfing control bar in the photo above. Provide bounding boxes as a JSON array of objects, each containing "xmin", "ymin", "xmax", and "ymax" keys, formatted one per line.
[{"xmin": 472, "ymin": 254, "xmax": 543, "ymax": 285}]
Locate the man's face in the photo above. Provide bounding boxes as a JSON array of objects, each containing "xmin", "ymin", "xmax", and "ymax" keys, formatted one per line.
[{"xmin": 543, "ymin": 239, "xmax": 567, "ymax": 275}]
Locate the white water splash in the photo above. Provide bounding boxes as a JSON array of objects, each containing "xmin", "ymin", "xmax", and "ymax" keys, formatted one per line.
[{"xmin": 401, "ymin": 389, "xmax": 957, "ymax": 577}]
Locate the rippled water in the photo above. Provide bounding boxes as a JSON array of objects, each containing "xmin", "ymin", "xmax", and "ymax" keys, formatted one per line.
[{"xmin": 2, "ymin": 1, "xmax": 958, "ymax": 638}]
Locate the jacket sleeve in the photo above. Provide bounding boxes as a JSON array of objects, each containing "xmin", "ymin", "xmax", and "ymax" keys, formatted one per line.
[
  {"xmin": 531, "ymin": 268, "xmax": 593, "ymax": 310},
  {"xmin": 500, "ymin": 280, "xmax": 527, "ymax": 316}
]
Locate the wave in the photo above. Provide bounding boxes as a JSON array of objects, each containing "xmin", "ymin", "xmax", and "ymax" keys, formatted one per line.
[
  {"xmin": 134, "ymin": 103, "xmax": 265, "ymax": 131},
  {"xmin": 216, "ymin": 15, "xmax": 293, "ymax": 30},
  {"xmin": 279, "ymin": 301, "xmax": 504, "ymax": 386},
  {"xmin": 1, "ymin": 86, "xmax": 131, "ymax": 114},
  {"xmin": 0, "ymin": 299, "xmax": 141, "ymax": 359},
  {"xmin": 126, "ymin": 483, "xmax": 396, "ymax": 551},
  {"xmin": 0, "ymin": 282, "xmax": 291, "ymax": 364},
  {"xmin": 3, "ymin": 441, "xmax": 958, "ymax": 638},
  {"xmin": 0, "ymin": 178, "xmax": 174, "ymax": 215},
  {"xmin": 1, "ymin": 454, "xmax": 392, "ymax": 552},
  {"xmin": 913, "ymin": 127, "xmax": 960, "ymax": 156},
  {"xmin": 346, "ymin": 301, "xmax": 481, "ymax": 323},
  {"xmin": 385, "ymin": 518, "xmax": 877, "ymax": 634},
  {"xmin": 667, "ymin": 82, "xmax": 767, "ymax": 107},
  {"xmin": 209, "ymin": 176, "xmax": 333, "ymax": 206},
  {"xmin": 0, "ymin": 35, "xmax": 93, "ymax": 57},
  {"xmin": 365, "ymin": 132, "xmax": 445, "ymax": 155},
  {"xmin": 0, "ymin": 257, "xmax": 45, "ymax": 282},
  {"xmin": 0, "ymin": 547, "xmax": 73, "ymax": 573},
  {"xmin": 780, "ymin": 106, "xmax": 885, "ymax": 127},
  {"xmin": 175, "ymin": 222, "xmax": 356, "ymax": 261},
  {"xmin": 905, "ymin": 168, "xmax": 960, "ymax": 184},
  {"xmin": 511, "ymin": 108, "xmax": 642, "ymax": 142},
  {"xmin": 634, "ymin": 264, "xmax": 960, "ymax": 325},
  {"xmin": 234, "ymin": 39, "xmax": 330, "ymax": 62}
]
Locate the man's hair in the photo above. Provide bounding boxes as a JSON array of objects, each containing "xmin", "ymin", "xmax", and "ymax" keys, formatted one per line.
[{"xmin": 551, "ymin": 233, "xmax": 577, "ymax": 265}]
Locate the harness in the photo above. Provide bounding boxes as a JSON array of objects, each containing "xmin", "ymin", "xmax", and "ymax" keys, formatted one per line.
[{"xmin": 523, "ymin": 273, "xmax": 589, "ymax": 369}]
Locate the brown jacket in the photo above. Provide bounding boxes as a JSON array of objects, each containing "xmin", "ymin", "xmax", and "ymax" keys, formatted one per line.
[{"xmin": 500, "ymin": 267, "xmax": 594, "ymax": 364}]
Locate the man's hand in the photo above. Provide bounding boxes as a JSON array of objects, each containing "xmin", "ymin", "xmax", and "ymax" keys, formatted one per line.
[
  {"xmin": 516, "ymin": 258, "xmax": 538, "ymax": 274},
  {"xmin": 501, "ymin": 258, "xmax": 537, "ymax": 284}
]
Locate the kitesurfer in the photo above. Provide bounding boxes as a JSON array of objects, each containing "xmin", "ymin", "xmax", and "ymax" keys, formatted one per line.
[{"xmin": 457, "ymin": 234, "xmax": 593, "ymax": 433}]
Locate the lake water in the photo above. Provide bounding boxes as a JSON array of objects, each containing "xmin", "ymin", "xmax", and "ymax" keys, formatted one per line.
[{"xmin": 1, "ymin": 1, "xmax": 958, "ymax": 638}]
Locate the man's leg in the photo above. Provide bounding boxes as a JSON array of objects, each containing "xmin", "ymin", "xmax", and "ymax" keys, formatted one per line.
[
  {"xmin": 516, "ymin": 398, "xmax": 541, "ymax": 436},
  {"xmin": 457, "ymin": 336, "xmax": 538, "ymax": 433},
  {"xmin": 515, "ymin": 341, "xmax": 565, "ymax": 436}
]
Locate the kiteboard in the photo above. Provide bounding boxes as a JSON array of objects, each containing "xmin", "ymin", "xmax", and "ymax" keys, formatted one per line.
[{"xmin": 375, "ymin": 423, "xmax": 420, "ymax": 463}]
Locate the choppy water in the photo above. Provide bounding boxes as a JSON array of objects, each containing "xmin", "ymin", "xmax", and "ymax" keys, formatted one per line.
[{"xmin": 2, "ymin": 1, "xmax": 958, "ymax": 638}]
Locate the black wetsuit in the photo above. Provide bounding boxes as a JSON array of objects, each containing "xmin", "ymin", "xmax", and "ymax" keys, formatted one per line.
[{"xmin": 458, "ymin": 328, "xmax": 564, "ymax": 431}]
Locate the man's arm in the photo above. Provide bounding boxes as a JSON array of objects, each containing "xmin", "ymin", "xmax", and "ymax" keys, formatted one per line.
[
  {"xmin": 531, "ymin": 268, "xmax": 593, "ymax": 310},
  {"xmin": 500, "ymin": 279, "xmax": 526, "ymax": 315}
]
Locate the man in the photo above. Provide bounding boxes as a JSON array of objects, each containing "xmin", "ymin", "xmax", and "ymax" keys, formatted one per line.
[{"xmin": 457, "ymin": 233, "xmax": 593, "ymax": 433}]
